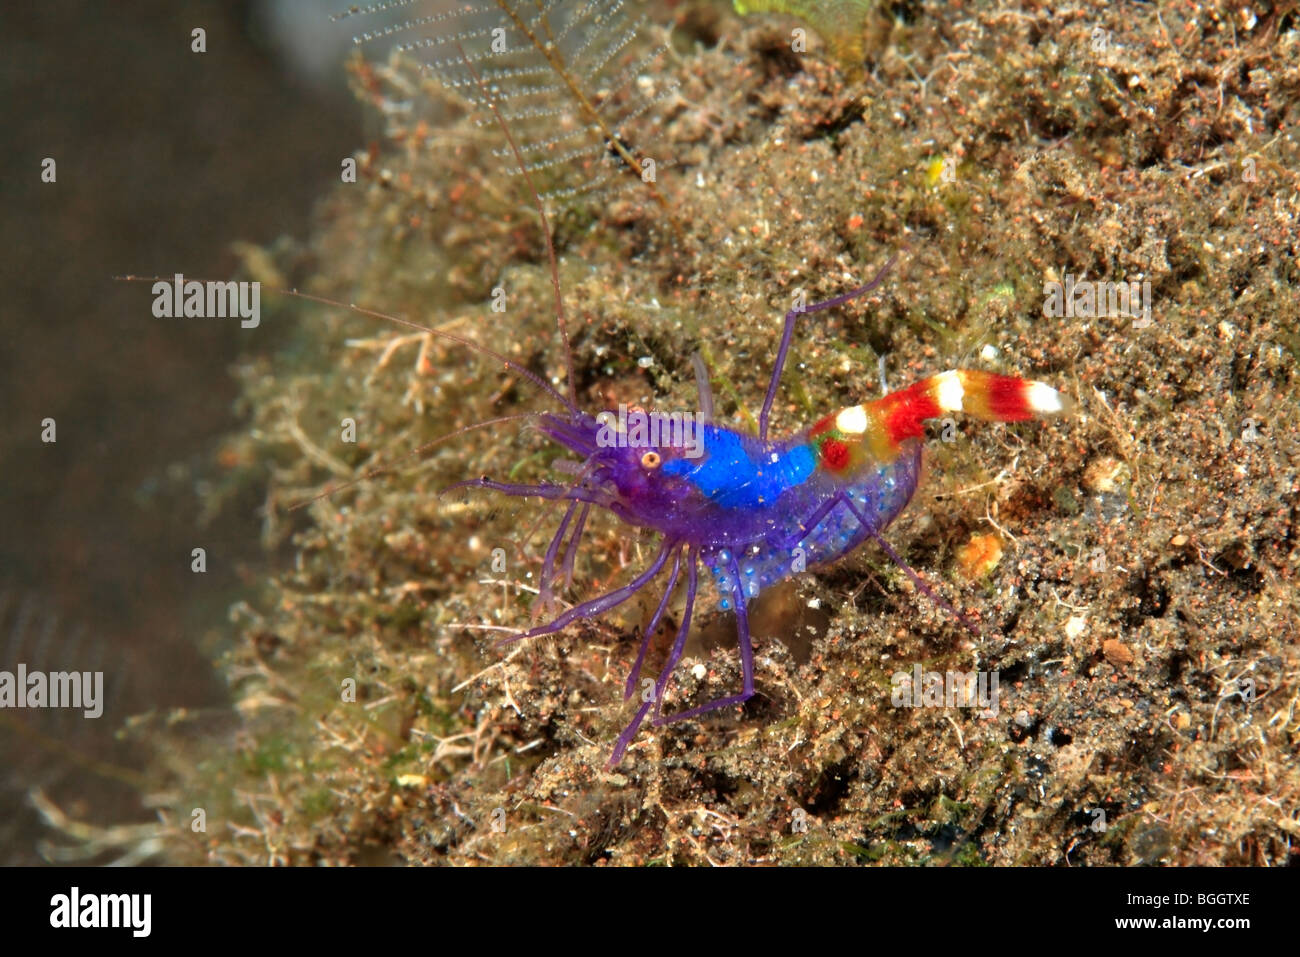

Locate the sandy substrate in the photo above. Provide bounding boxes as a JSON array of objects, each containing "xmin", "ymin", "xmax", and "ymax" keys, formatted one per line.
[{"xmin": 150, "ymin": 1, "xmax": 1297, "ymax": 865}]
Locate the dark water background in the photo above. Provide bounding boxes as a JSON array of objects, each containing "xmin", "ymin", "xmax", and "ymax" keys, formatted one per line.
[{"xmin": 1, "ymin": 0, "xmax": 360, "ymax": 863}]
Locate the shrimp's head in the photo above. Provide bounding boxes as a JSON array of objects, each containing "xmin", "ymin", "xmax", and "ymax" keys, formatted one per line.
[{"xmin": 540, "ymin": 409, "xmax": 706, "ymax": 515}]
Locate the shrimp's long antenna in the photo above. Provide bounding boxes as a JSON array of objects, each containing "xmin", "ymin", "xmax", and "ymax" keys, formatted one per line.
[
  {"xmin": 286, "ymin": 413, "xmax": 540, "ymax": 511},
  {"xmin": 455, "ymin": 39, "xmax": 578, "ymax": 412},
  {"xmin": 298, "ymin": 288, "xmax": 581, "ymax": 415},
  {"xmin": 757, "ymin": 253, "xmax": 899, "ymax": 442},
  {"xmin": 112, "ymin": 276, "xmax": 580, "ymax": 416}
]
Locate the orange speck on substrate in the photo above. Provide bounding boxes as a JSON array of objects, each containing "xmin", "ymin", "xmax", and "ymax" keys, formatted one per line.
[
  {"xmin": 217, "ymin": 446, "xmax": 245, "ymax": 468},
  {"xmin": 956, "ymin": 533, "xmax": 1003, "ymax": 578},
  {"xmin": 847, "ymin": 213, "xmax": 864, "ymax": 230}
]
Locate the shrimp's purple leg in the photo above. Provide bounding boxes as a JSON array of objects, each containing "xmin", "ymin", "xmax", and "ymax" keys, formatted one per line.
[
  {"xmin": 624, "ymin": 547, "xmax": 682, "ymax": 700},
  {"xmin": 758, "ymin": 254, "xmax": 898, "ymax": 441},
  {"xmin": 648, "ymin": 555, "xmax": 699, "ymax": 722},
  {"xmin": 533, "ymin": 500, "xmax": 578, "ymax": 617},
  {"xmin": 770, "ymin": 494, "xmax": 846, "ymax": 550},
  {"xmin": 841, "ymin": 497, "xmax": 981, "ymax": 638},
  {"xmin": 654, "ymin": 552, "xmax": 754, "ymax": 726},
  {"xmin": 495, "ymin": 540, "xmax": 676, "ymax": 648},
  {"xmin": 559, "ymin": 502, "xmax": 590, "ymax": 591},
  {"xmin": 609, "ymin": 553, "xmax": 698, "ymax": 766}
]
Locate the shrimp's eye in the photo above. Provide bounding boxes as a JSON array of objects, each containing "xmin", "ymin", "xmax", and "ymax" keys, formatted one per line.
[{"xmin": 640, "ymin": 451, "xmax": 662, "ymax": 469}]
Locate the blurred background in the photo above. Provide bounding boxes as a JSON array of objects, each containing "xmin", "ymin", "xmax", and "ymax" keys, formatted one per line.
[{"xmin": 1, "ymin": 0, "xmax": 365, "ymax": 863}]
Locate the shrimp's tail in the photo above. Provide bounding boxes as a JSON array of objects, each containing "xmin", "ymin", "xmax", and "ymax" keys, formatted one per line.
[{"xmin": 815, "ymin": 370, "xmax": 1068, "ymax": 463}]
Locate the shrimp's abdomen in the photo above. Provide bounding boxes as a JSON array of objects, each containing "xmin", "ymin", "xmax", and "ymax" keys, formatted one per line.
[
  {"xmin": 699, "ymin": 441, "xmax": 922, "ymax": 607},
  {"xmin": 624, "ymin": 368, "xmax": 1064, "ymax": 609}
]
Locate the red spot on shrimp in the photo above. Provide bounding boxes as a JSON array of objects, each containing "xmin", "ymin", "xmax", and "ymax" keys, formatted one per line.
[{"xmin": 821, "ymin": 438, "xmax": 850, "ymax": 471}]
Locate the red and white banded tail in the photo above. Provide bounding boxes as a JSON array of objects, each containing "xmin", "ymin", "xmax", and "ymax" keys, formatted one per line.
[{"xmin": 833, "ymin": 370, "xmax": 1067, "ymax": 459}]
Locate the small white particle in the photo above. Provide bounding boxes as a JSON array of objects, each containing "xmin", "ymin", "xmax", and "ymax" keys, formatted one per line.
[{"xmin": 691, "ymin": 663, "xmax": 707, "ymax": 680}]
